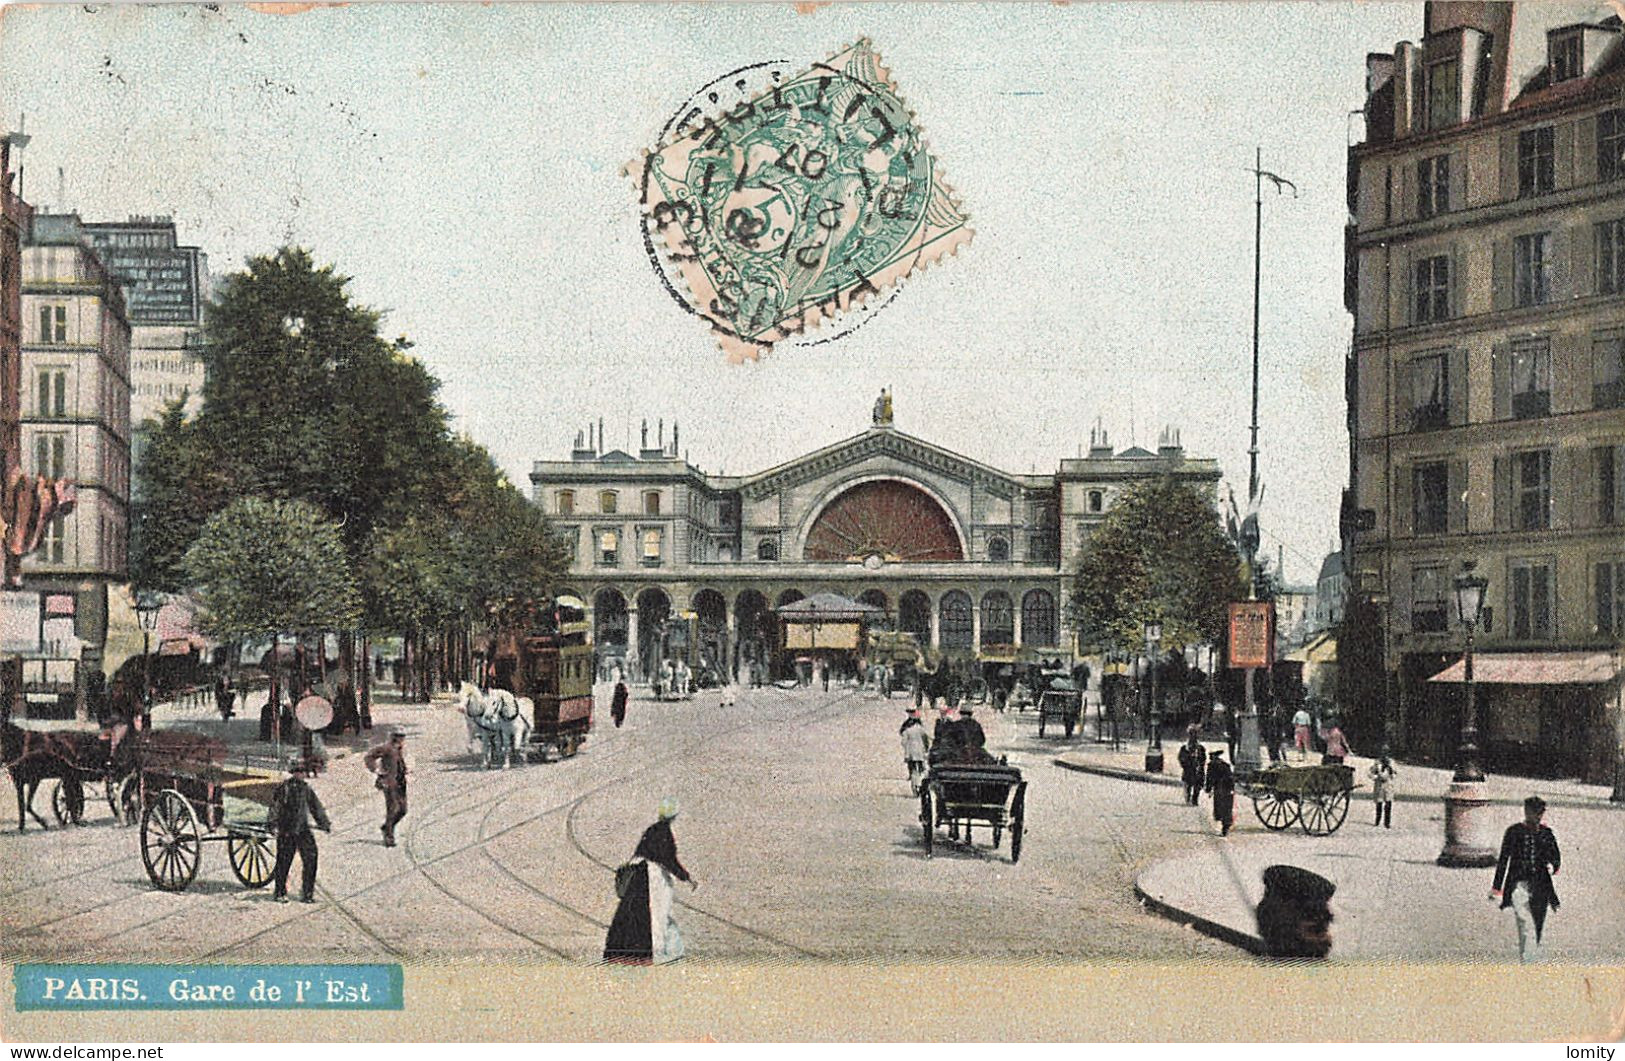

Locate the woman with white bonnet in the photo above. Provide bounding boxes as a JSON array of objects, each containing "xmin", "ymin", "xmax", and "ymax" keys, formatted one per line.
[{"xmin": 603, "ymin": 796, "xmax": 698, "ymax": 964}]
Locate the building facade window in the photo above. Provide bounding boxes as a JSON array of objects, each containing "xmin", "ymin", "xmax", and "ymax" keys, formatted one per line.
[
  {"xmin": 757, "ymin": 538, "xmax": 778, "ymax": 561},
  {"xmin": 1550, "ymin": 33, "xmax": 1581, "ymax": 82},
  {"xmin": 597, "ymin": 529, "xmax": 619, "ymax": 567},
  {"xmin": 556, "ymin": 489, "xmax": 575, "ymax": 515},
  {"xmin": 640, "ymin": 528, "xmax": 662, "ymax": 567},
  {"xmin": 1410, "ymin": 564, "xmax": 1448, "ymax": 633},
  {"xmin": 1595, "ymin": 445, "xmax": 1624, "ymax": 526},
  {"xmin": 36, "ymin": 368, "xmax": 65, "ymax": 418},
  {"xmin": 1409, "ymin": 352, "xmax": 1449, "ymax": 430},
  {"xmin": 1413, "ymin": 255, "xmax": 1451, "ymax": 323},
  {"xmin": 40, "ymin": 515, "xmax": 65, "ymax": 564},
  {"xmin": 1413, "ymin": 461, "xmax": 1449, "ymax": 534},
  {"xmin": 1517, "ymin": 127, "xmax": 1555, "ymax": 197},
  {"xmin": 979, "ymin": 591, "xmax": 1014, "ymax": 647},
  {"xmin": 1417, "ymin": 154, "xmax": 1450, "ymax": 218},
  {"xmin": 986, "ymin": 535, "xmax": 1010, "ymax": 562},
  {"xmin": 1425, "ymin": 59, "xmax": 1459, "ymax": 131},
  {"xmin": 1599, "ymin": 109, "xmax": 1625, "ymax": 182},
  {"xmin": 1514, "ymin": 233, "xmax": 1551, "ymax": 306},
  {"xmin": 33, "ymin": 434, "xmax": 65, "ymax": 479},
  {"xmin": 1510, "ymin": 559, "xmax": 1555, "ymax": 640},
  {"xmin": 1511, "ymin": 340, "xmax": 1552, "ymax": 419},
  {"xmin": 1596, "ymin": 560, "xmax": 1625, "ymax": 637},
  {"xmin": 938, "ymin": 590, "xmax": 973, "ymax": 650},
  {"xmin": 1598, "ymin": 218, "xmax": 1624, "ymax": 295},
  {"xmin": 1515, "ymin": 449, "xmax": 1552, "ymax": 531},
  {"xmin": 1594, "ymin": 335, "xmax": 1624, "ymax": 409},
  {"xmin": 1021, "ymin": 589, "xmax": 1057, "ymax": 647},
  {"xmin": 598, "ymin": 490, "xmax": 618, "ymax": 514},
  {"xmin": 37, "ymin": 305, "xmax": 66, "ymax": 343},
  {"xmin": 643, "ymin": 490, "xmax": 661, "ymax": 515},
  {"xmin": 1088, "ymin": 490, "xmax": 1103, "ymax": 512}
]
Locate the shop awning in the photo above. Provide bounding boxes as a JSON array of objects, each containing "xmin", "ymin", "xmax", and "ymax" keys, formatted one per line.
[
  {"xmin": 1428, "ymin": 651, "xmax": 1620, "ymax": 685},
  {"xmin": 775, "ymin": 592, "xmax": 882, "ymax": 622}
]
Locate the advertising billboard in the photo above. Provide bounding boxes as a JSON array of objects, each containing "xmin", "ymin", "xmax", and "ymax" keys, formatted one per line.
[{"xmin": 83, "ymin": 222, "xmax": 202, "ymax": 325}]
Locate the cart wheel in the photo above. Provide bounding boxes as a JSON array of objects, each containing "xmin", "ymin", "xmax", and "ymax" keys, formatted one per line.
[
  {"xmin": 1300, "ymin": 790, "xmax": 1349, "ymax": 836},
  {"xmin": 920, "ymin": 791, "xmax": 934, "ymax": 857},
  {"xmin": 993, "ymin": 823, "xmax": 1003, "ymax": 848},
  {"xmin": 1251, "ymin": 789, "xmax": 1299, "ymax": 831},
  {"xmin": 228, "ymin": 831, "xmax": 275, "ymax": 889},
  {"xmin": 1010, "ymin": 783, "xmax": 1027, "ymax": 864},
  {"xmin": 141, "ymin": 789, "xmax": 201, "ymax": 892},
  {"xmin": 114, "ymin": 774, "xmax": 140, "ymax": 827},
  {"xmin": 49, "ymin": 780, "xmax": 67, "ymax": 825}
]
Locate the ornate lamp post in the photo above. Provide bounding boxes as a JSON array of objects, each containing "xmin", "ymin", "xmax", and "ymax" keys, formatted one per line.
[
  {"xmin": 1438, "ymin": 562, "xmax": 1495, "ymax": 867},
  {"xmin": 1144, "ymin": 620, "xmax": 1164, "ymax": 772},
  {"xmin": 134, "ymin": 591, "xmax": 162, "ymax": 731}
]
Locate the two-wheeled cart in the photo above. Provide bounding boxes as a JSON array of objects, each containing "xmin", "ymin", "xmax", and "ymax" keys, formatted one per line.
[
  {"xmin": 1244, "ymin": 762, "xmax": 1358, "ymax": 836},
  {"xmin": 133, "ymin": 730, "xmax": 282, "ymax": 892},
  {"xmin": 919, "ymin": 760, "xmax": 1027, "ymax": 863}
]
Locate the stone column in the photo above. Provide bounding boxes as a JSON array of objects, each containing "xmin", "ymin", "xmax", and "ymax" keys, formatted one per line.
[
  {"xmin": 929, "ymin": 599, "xmax": 940, "ymax": 650},
  {"xmin": 626, "ymin": 608, "xmax": 640, "ymax": 682},
  {"xmin": 970, "ymin": 597, "xmax": 982, "ymax": 650},
  {"xmin": 1012, "ymin": 598, "xmax": 1024, "ymax": 647}
]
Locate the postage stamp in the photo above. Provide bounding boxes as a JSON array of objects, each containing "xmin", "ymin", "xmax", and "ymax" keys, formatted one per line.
[{"xmin": 631, "ymin": 39, "xmax": 972, "ymax": 362}]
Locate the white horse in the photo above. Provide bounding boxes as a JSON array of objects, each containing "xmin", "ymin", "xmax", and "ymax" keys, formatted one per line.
[
  {"xmin": 479, "ymin": 688, "xmax": 533, "ymax": 769},
  {"xmin": 458, "ymin": 682, "xmax": 494, "ymax": 760}
]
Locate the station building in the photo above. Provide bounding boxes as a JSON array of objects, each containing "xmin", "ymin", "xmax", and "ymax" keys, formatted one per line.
[{"xmin": 530, "ymin": 395, "xmax": 1220, "ymax": 679}]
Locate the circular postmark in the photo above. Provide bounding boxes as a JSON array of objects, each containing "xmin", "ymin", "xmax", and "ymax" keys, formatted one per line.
[{"xmin": 638, "ymin": 52, "xmax": 934, "ymax": 356}]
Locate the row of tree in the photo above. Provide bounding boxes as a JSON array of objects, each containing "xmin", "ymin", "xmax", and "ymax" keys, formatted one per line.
[{"xmin": 132, "ymin": 247, "xmax": 568, "ymax": 714}]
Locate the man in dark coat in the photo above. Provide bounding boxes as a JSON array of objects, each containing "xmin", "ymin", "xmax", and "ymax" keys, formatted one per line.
[
  {"xmin": 1205, "ymin": 748, "xmax": 1235, "ymax": 835},
  {"xmin": 1177, "ymin": 729, "xmax": 1207, "ymax": 805},
  {"xmin": 1491, "ymin": 796, "xmax": 1561, "ymax": 963},
  {"xmin": 363, "ymin": 731, "xmax": 408, "ymax": 847},
  {"xmin": 1256, "ymin": 864, "xmax": 1336, "ymax": 959},
  {"xmin": 604, "ymin": 797, "xmax": 698, "ymax": 964},
  {"xmin": 610, "ymin": 680, "xmax": 629, "ymax": 728},
  {"xmin": 269, "ymin": 758, "xmax": 331, "ymax": 903}
]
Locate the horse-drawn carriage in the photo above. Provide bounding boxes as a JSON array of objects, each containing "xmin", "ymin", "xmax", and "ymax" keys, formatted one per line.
[
  {"xmin": 1244, "ymin": 762, "xmax": 1357, "ymax": 836},
  {"xmin": 1036, "ymin": 681, "xmax": 1082, "ymax": 738},
  {"xmin": 918, "ymin": 755, "xmax": 1027, "ymax": 863},
  {"xmin": 474, "ymin": 596, "xmax": 594, "ymax": 763},
  {"xmin": 2, "ymin": 716, "xmax": 141, "ymax": 831}
]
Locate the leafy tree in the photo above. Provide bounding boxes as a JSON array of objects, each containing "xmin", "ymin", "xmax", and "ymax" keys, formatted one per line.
[
  {"xmin": 129, "ymin": 395, "xmax": 227, "ymax": 592},
  {"xmin": 1071, "ymin": 476, "xmax": 1242, "ymax": 653},
  {"xmin": 183, "ymin": 497, "xmax": 360, "ymax": 637}
]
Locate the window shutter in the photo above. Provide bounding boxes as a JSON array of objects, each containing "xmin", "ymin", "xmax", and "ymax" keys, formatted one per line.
[
  {"xmin": 1491, "ymin": 240, "xmax": 1511, "ymax": 311},
  {"xmin": 1449, "ymin": 149, "xmax": 1467, "ymax": 210},
  {"xmin": 1575, "ymin": 115, "xmax": 1598, "ymax": 185},
  {"xmin": 1555, "ymin": 120, "xmax": 1576, "ymax": 189},
  {"xmin": 1578, "ymin": 447, "xmax": 1602, "ymax": 529},
  {"xmin": 1448, "ymin": 458, "xmax": 1468, "ymax": 533},
  {"xmin": 1395, "ymin": 355, "xmax": 1414, "ymax": 432},
  {"xmin": 1493, "ymin": 454, "xmax": 1511, "ymax": 530},
  {"xmin": 1400, "ymin": 163, "xmax": 1416, "ymax": 221},
  {"xmin": 1551, "ymin": 449, "xmax": 1573, "ymax": 530},
  {"xmin": 1549, "ymin": 226, "xmax": 1571, "ymax": 301},
  {"xmin": 1491, "ymin": 342, "xmax": 1511, "ymax": 420},
  {"xmin": 1616, "ymin": 444, "xmax": 1625, "ymax": 523},
  {"xmin": 1397, "ymin": 466, "xmax": 1416, "ymax": 538},
  {"xmin": 1499, "ymin": 132, "xmax": 1518, "ymax": 201},
  {"xmin": 1448, "ymin": 346, "xmax": 1467, "ymax": 425},
  {"xmin": 1392, "ymin": 563, "xmax": 1412, "ymax": 633},
  {"xmin": 1451, "ymin": 242, "xmax": 1468, "ymax": 317},
  {"xmin": 1571, "ymin": 222, "xmax": 1595, "ymax": 297}
]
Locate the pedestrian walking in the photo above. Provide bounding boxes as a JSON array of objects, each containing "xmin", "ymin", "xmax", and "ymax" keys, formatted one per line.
[
  {"xmin": 900, "ymin": 706, "xmax": 930, "ymax": 795},
  {"xmin": 363, "ymin": 731, "xmax": 409, "ymax": 847},
  {"xmin": 268, "ymin": 757, "xmax": 331, "ymax": 903},
  {"xmin": 820, "ymin": 658, "xmax": 829, "ymax": 692},
  {"xmin": 604, "ymin": 797, "xmax": 697, "ymax": 965},
  {"xmin": 1490, "ymin": 796, "xmax": 1561, "ymax": 963},
  {"xmin": 1256, "ymin": 864, "xmax": 1336, "ymax": 959},
  {"xmin": 610, "ymin": 679, "xmax": 629, "ymax": 728},
  {"xmin": 1177, "ymin": 727, "xmax": 1207, "ymax": 806},
  {"xmin": 1368, "ymin": 753, "xmax": 1396, "ymax": 827},
  {"xmin": 1320, "ymin": 724, "xmax": 1350, "ymax": 765},
  {"xmin": 1292, "ymin": 706, "xmax": 1313, "ymax": 760},
  {"xmin": 214, "ymin": 671, "xmax": 235, "ymax": 721},
  {"xmin": 1205, "ymin": 748, "xmax": 1235, "ymax": 836}
]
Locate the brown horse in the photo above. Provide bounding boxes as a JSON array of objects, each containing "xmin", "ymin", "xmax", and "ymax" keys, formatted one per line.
[{"xmin": 1, "ymin": 716, "xmax": 93, "ymax": 831}]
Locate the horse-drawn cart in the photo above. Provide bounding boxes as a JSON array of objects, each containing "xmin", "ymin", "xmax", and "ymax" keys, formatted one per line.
[
  {"xmin": 919, "ymin": 760, "xmax": 1027, "ymax": 863},
  {"xmin": 1036, "ymin": 685, "xmax": 1082, "ymax": 738},
  {"xmin": 1244, "ymin": 762, "xmax": 1358, "ymax": 836},
  {"xmin": 133, "ymin": 731, "xmax": 282, "ymax": 892}
]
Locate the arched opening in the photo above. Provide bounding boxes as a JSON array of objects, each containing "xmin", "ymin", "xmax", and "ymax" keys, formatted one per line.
[
  {"xmin": 734, "ymin": 590, "xmax": 772, "ymax": 672},
  {"xmin": 804, "ymin": 479, "xmax": 963, "ymax": 563},
  {"xmin": 986, "ymin": 535, "xmax": 1010, "ymax": 563},
  {"xmin": 776, "ymin": 588, "xmax": 805, "ymax": 608},
  {"xmin": 857, "ymin": 589, "xmax": 889, "ymax": 627},
  {"xmin": 980, "ymin": 591, "xmax": 1014, "ymax": 647},
  {"xmin": 691, "ymin": 589, "xmax": 728, "ymax": 677},
  {"xmin": 1022, "ymin": 588, "xmax": 1058, "ymax": 647},
  {"xmin": 939, "ymin": 590, "xmax": 973, "ymax": 651},
  {"xmin": 635, "ymin": 587, "xmax": 671, "ymax": 682},
  {"xmin": 899, "ymin": 590, "xmax": 932, "ymax": 643},
  {"xmin": 593, "ymin": 589, "xmax": 628, "ymax": 662}
]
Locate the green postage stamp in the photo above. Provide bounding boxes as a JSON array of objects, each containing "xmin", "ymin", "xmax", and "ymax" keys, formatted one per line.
[{"xmin": 632, "ymin": 39, "xmax": 973, "ymax": 362}]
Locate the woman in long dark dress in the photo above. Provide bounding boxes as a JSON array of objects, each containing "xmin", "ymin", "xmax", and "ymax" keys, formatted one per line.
[{"xmin": 604, "ymin": 798, "xmax": 697, "ymax": 964}]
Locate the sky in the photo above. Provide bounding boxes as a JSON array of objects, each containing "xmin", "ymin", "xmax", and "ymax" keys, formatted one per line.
[{"xmin": 0, "ymin": 1, "xmax": 1424, "ymax": 585}]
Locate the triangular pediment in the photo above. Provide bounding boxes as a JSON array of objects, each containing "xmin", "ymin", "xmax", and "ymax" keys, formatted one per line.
[{"xmin": 739, "ymin": 428, "xmax": 1021, "ymax": 500}]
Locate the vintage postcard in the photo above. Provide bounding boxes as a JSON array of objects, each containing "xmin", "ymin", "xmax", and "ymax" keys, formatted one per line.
[{"xmin": 0, "ymin": 0, "xmax": 1622, "ymax": 1045}]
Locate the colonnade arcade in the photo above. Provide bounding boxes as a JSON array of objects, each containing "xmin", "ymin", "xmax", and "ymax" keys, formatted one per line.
[{"xmin": 569, "ymin": 582, "xmax": 1062, "ymax": 681}]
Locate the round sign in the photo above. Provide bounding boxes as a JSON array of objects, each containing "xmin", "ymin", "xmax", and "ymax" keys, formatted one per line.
[{"xmin": 295, "ymin": 694, "xmax": 333, "ymax": 730}]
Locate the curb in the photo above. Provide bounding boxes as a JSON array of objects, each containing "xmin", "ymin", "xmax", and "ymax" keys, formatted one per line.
[
  {"xmin": 1051, "ymin": 756, "xmax": 1182, "ymax": 788},
  {"xmin": 1132, "ymin": 877, "xmax": 1265, "ymax": 956}
]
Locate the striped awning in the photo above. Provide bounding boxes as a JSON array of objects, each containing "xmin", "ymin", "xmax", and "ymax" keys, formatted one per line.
[{"xmin": 1429, "ymin": 652, "xmax": 1619, "ymax": 685}]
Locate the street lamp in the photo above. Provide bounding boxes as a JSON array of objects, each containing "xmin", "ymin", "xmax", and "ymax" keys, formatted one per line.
[
  {"xmin": 134, "ymin": 591, "xmax": 162, "ymax": 731},
  {"xmin": 1144, "ymin": 620, "xmax": 1164, "ymax": 773},
  {"xmin": 1438, "ymin": 561, "xmax": 1495, "ymax": 867}
]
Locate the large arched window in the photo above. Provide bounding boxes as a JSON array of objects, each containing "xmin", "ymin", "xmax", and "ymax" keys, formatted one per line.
[
  {"xmin": 939, "ymin": 591, "xmax": 973, "ymax": 650},
  {"xmin": 899, "ymin": 590, "xmax": 932, "ymax": 642},
  {"xmin": 804, "ymin": 480, "xmax": 962, "ymax": 563},
  {"xmin": 980, "ymin": 591, "xmax": 1014, "ymax": 647},
  {"xmin": 1022, "ymin": 588, "xmax": 1058, "ymax": 647},
  {"xmin": 597, "ymin": 530, "xmax": 619, "ymax": 566}
]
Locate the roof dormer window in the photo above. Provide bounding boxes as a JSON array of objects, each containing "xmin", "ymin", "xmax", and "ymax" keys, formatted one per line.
[
  {"xmin": 1550, "ymin": 32, "xmax": 1582, "ymax": 83},
  {"xmin": 1425, "ymin": 58, "xmax": 1460, "ymax": 131}
]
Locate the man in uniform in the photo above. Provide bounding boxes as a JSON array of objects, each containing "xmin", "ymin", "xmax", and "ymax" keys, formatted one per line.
[
  {"xmin": 1205, "ymin": 747, "xmax": 1235, "ymax": 836},
  {"xmin": 364, "ymin": 731, "xmax": 409, "ymax": 847},
  {"xmin": 269, "ymin": 757, "xmax": 331, "ymax": 903},
  {"xmin": 1490, "ymin": 796, "xmax": 1561, "ymax": 963},
  {"xmin": 1177, "ymin": 726, "xmax": 1207, "ymax": 806}
]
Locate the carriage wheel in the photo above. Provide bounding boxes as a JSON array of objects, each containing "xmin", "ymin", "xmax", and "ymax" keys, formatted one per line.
[
  {"xmin": 920, "ymin": 791, "xmax": 934, "ymax": 858},
  {"xmin": 1251, "ymin": 789, "xmax": 1299, "ymax": 831},
  {"xmin": 993, "ymin": 823, "xmax": 1003, "ymax": 848},
  {"xmin": 141, "ymin": 789, "xmax": 202, "ymax": 892},
  {"xmin": 228, "ymin": 831, "xmax": 275, "ymax": 889},
  {"xmin": 1299, "ymin": 790, "xmax": 1350, "ymax": 836},
  {"xmin": 1010, "ymin": 783, "xmax": 1027, "ymax": 864},
  {"xmin": 50, "ymin": 780, "xmax": 70, "ymax": 826}
]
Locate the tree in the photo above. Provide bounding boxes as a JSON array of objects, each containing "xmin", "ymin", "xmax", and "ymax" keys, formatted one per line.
[
  {"xmin": 1071, "ymin": 476, "xmax": 1242, "ymax": 654},
  {"xmin": 128, "ymin": 395, "xmax": 227, "ymax": 593},
  {"xmin": 183, "ymin": 497, "xmax": 360, "ymax": 638}
]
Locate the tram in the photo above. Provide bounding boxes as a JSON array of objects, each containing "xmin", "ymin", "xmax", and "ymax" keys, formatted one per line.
[{"xmin": 488, "ymin": 596, "xmax": 595, "ymax": 760}]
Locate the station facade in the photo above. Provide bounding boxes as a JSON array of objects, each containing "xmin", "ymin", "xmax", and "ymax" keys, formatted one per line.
[{"xmin": 530, "ymin": 397, "xmax": 1220, "ymax": 680}]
